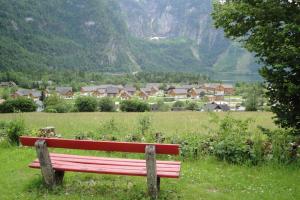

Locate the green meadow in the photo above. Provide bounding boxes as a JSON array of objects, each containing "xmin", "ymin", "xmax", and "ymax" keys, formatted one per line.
[{"xmin": 0, "ymin": 112, "xmax": 299, "ymax": 200}]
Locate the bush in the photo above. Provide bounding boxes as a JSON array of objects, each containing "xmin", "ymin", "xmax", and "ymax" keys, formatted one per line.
[
  {"xmin": 156, "ymin": 99, "xmax": 170, "ymax": 111},
  {"xmin": 172, "ymin": 101, "xmax": 185, "ymax": 108},
  {"xmin": 7, "ymin": 119, "xmax": 25, "ymax": 145},
  {"xmin": 99, "ymin": 97, "xmax": 115, "ymax": 112},
  {"xmin": 0, "ymin": 98, "xmax": 37, "ymax": 113},
  {"xmin": 120, "ymin": 100, "xmax": 150, "ymax": 112},
  {"xmin": 186, "ymin": 102, "xmax": 199, "ymax": 111},
  {"xmin": 75, "ymin": 96, "xmax": 98, "ymax": 112},
  {"xmin": 45, "ymin": 102, "xmax": 72, "ymax": 113},
  {"xmin": 44, "ymin": 94, "xmax": 72, "ymax": 113}
]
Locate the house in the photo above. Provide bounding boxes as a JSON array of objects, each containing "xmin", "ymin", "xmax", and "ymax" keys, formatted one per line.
[
  {"xmin": 123, "ymin": 86, "xmax": 136, "ymax": 95},
  {"xmin": 92, "ymin": 89, "xmax": 106, "ymax": 98},
  {"xmin": 202, "ymin": 83, "xmax": 235, "ymax": 95},
  {"xmin": 145, "ymin": 83, "xmax": 160, "ymax": 95},
  {"xmin": 138, "ymin": 89, "xmax": 149, "ymax": 100},
  {"xmin": 0, "ymin": 81, "xmax": 16, "ymax": 87},
  {"xmin": 222, "ymin": 84, "xmax": 235, "ymax": 95},
  {"xmin": 56, "ymin": 87, "xmax": 74, "ymax": 99},
  {"xmin": 119, "ymin": 90, "xmax": 132, "ymax": 100},
  {"xmin": 203, "ymin": 102, "xmax": 230, "ymax": 112},
  {"xmin": 80, "ymin": 85, "xmax": 123, "ymax": 96},
  {"xmin": 188, "ymin": 88, "xmax": 206, "ymax": 99},
  {"xmin": 80, "ymin": 86, "xmax": 100, "ymax": 96},
  {"xmin": 12, "ymin": 89, "xmax": 41, "ymax": 101},
  {"xmin": 106, "ymin": 86, "xmax": 119, "ymax": 97},
  {"xmin": 168, "ymin": 88, "xmax": 188, "ymax": 99}
]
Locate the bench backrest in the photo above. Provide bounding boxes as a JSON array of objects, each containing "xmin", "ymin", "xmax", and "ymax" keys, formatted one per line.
[{"xmin": 20, "ymin": 136, "xmax": 180, "ymax": 155}]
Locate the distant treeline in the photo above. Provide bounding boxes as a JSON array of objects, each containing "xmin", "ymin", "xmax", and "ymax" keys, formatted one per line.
[{"xmin": 0, "ymin": 70, "xmax": 210, "ymax": 91}]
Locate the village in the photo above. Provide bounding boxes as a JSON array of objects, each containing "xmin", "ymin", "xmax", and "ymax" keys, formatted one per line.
[{"xmin": 1, "ymin": 81, "xmax": 244, "ymax": 112}]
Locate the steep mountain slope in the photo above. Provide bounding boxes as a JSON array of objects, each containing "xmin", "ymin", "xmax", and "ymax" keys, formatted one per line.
[
  {"xmin": 0, "ymin": 0, "xmax": 261, "ymax": 81},
  {"xmin": 119, "ymin": 0, "xmax": 260, "ymax": 77},
  {"xmin": 0, "ymin": 0, "xmax": 138, "ymax": 73}
]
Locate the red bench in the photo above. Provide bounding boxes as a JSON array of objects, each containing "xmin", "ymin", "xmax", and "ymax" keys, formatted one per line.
[{"xmin": 20, "ymin": 136, "xmax": 181, "ymax": 199}]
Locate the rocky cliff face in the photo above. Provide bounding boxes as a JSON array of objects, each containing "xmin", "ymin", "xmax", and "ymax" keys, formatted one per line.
[
  {"xmin": 120, "ymin": 0, "xmax": 222, "ymax": 45},
  {"xmin": 119, "ymin": 0, "xmax": 260, "ymax": 80}
]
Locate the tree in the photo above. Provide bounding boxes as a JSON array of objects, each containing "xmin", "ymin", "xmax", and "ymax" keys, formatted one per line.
[
  {"xmin": 212, "ymin": 1, "xmax": 300, "ymax": 133},
  {"xmin": 0, "ymin": 98, "xmax": 37, "ymax": 113},
  {"xmin": 120, "ymin": 100, "xmax": 150, "ymax": 112},
  {"xmin": 75, "ymin": 96, "xmax": 98, "ymax": 112}
]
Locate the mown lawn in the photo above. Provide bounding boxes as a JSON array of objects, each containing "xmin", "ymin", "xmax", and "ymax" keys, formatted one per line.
[{"xmin": 0, "ymin": 112, "xmax": 299, "ymax": 200}]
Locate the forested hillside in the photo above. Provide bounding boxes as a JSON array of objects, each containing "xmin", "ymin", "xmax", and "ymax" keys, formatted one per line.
[{"xmin": 0, "ymin": 0, "xmax": 261, "ymax": 81}]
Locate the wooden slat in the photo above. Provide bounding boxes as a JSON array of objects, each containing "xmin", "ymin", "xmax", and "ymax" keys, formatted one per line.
[
  {"xmin": 20, "ymin": 136, "xmax": 180, "ymax": 155},
  {"xmin": 29, "ymin": 162, "xmax": 180, "ymax": 178},
  {"xmin": 50, "ymin": 153, "xmax": 181, "ymax": 165},
  {"xmin": 31, "ymin": 160, "xmax": 180, "ymax": 172}
]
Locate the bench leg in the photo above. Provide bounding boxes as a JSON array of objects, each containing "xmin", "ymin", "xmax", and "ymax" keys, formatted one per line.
[
  {"xmin": 35, "ymin": 140, "xmax": 64, "ymax": 188},
  {"xmin": 54, "ymin": 171, "xmax": 65, "ymax": 185},
  {"xmin": 146, "ymin": 145, "xmax": 158, "ymax": 200},
  {"xmin": 157, "ymin": 176, "xmax": 160, "ymax": 194}
]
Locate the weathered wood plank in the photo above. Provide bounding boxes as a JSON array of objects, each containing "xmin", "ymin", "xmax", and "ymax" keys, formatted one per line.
[
  {"xmin": 35, "ymin": 140, "xmax": 65, "ymax": 188},
  {"xmin": 146, "ymin": 145, "xmax": 158, "ymax": 199}
]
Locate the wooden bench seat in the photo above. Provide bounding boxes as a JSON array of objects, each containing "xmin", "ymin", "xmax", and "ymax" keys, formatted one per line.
[
  {"xmin": 20, "ymin": 136, "xmax": 181, "ymax": 199},
  {"xmin": 29, "ymin": 153, "xmax": 181, "ymax": 178}
]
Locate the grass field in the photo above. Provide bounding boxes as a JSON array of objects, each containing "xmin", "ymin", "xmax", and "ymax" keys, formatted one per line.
[{"xmin": 0, "ymin": 112, "xmax": 299, "ymax": 200}]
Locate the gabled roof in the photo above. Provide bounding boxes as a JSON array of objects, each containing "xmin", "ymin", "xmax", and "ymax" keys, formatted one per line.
[
  {"xmin": 171, "ymin": 88, "xmax": 187, "ymax": 94},
  {"xmin": 204, "ymin": 102, "xmax": 230, "ymax": 111},
  {"xmin": 15, "ymin": 89, "xmax": 31, "ymax": 96},
  {"xmin": 106, "ymin": 86, "xmax": 119, "ymax": 94},
  {"xmin": 14, "ymin": 89, "xmax": 41, "ymax": 98},
  {"xmin": 124, "ymin": 86, "xmax": 136, "ymax": 92},
  {"xmin": 140, "ymin": 88, "xmax": 151, "ymax": 93},
  {"xmin": 120, "ymin": 90, "xmax": 132, "ymax": 97},
  {"xmin": 56, "ymin": 87, "xmax": 72, "ymax": 95},
  {"xmin": 30, "ymin": 91, "xmax": 42, "ymax": 98}
]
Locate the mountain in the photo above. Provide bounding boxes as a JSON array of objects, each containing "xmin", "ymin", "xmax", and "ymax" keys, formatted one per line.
[
  {"xmin": 0, "ymin": 0, "xmax": 261, "ymax": 81},
  {"xmin": 119, "ymin": 0, "xmax": 260, "ymax": 80}
]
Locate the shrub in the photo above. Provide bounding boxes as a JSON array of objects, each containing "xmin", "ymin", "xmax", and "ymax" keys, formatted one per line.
[
  {"xmin": 45, "ymin": 102, "xmax": 72, "ymax": 113},
  {"xmin": 44, "ymin": 94, "xmax": 72, "ymax": 113},
  {"xmin": 172, "ymin": 101, "xmax": 185, "ymax": 108},
  {"xmin": 120, "ymin": 100, "xmax": 150, "ymax": 112},
  {"xmin": 156, "ymin": 99, "xmax": 170, "ymax": 111},
  {"xmin": 75, "ymin": 96, "xmax": 98, "ymax": 112},
  {"xmin": 0, "ymin": 98, "xmax": 37, "ymax": 113},
  {"xmin": 7, "ymin": 119, "xmax": 25, "ymax": 145},
  {"xmin": 138, "ymin": 115, "xmax": 152, "ymax": 135},
  {"xmin": 186, "ymin": 102, "xmax": 199, "ymax": 111},
  {"xmin": 44, "ymin": 94, "xmax": 63, "ymax": 107},
  {"xmin": 99, "ymin": 97, "xmax": 115, "ymax": 112}
]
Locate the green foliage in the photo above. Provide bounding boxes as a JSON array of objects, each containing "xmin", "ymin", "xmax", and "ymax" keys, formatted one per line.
[
  {"xmin": 120, "ymin": 100, "xmax": 150, "ymax": 112},
  {"xmin": 0, "ymin": 98, "xmax": 37, "ymax": 113},
  {"xmin": 75, "ymin": 96, "xmax": 98, "ymax": 112},
  {"xmin": 98, "ymin": 97, "xmax": 115, "ymax": 112},
  {"xmin": 172, "ymin": 101, "xmax": 185, "ymax": 108},
  {"xmin": 137, "ymin": 115, "xmax": 152, "ymax": 135},
  {"xmin": 6, "ymin": 119, "xmax": 25, "ymax": 145},
  {"xmin": 212, "ymin": 1, "xmax": 300, "ymax": 133},
  {"xmin": 44, "ymin": 94, "xmax": 72, "ymax": 113},
  {"xmin": 156, "ymin": 99, "xmax": 170, "ymax": 111},
  {"xmin": 185, "ymin": 102, "xmax": 199, "ymax": 111},
  {"xmin": 1, "ymin": 88, "xmax": 10, "ymax": 100}
]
